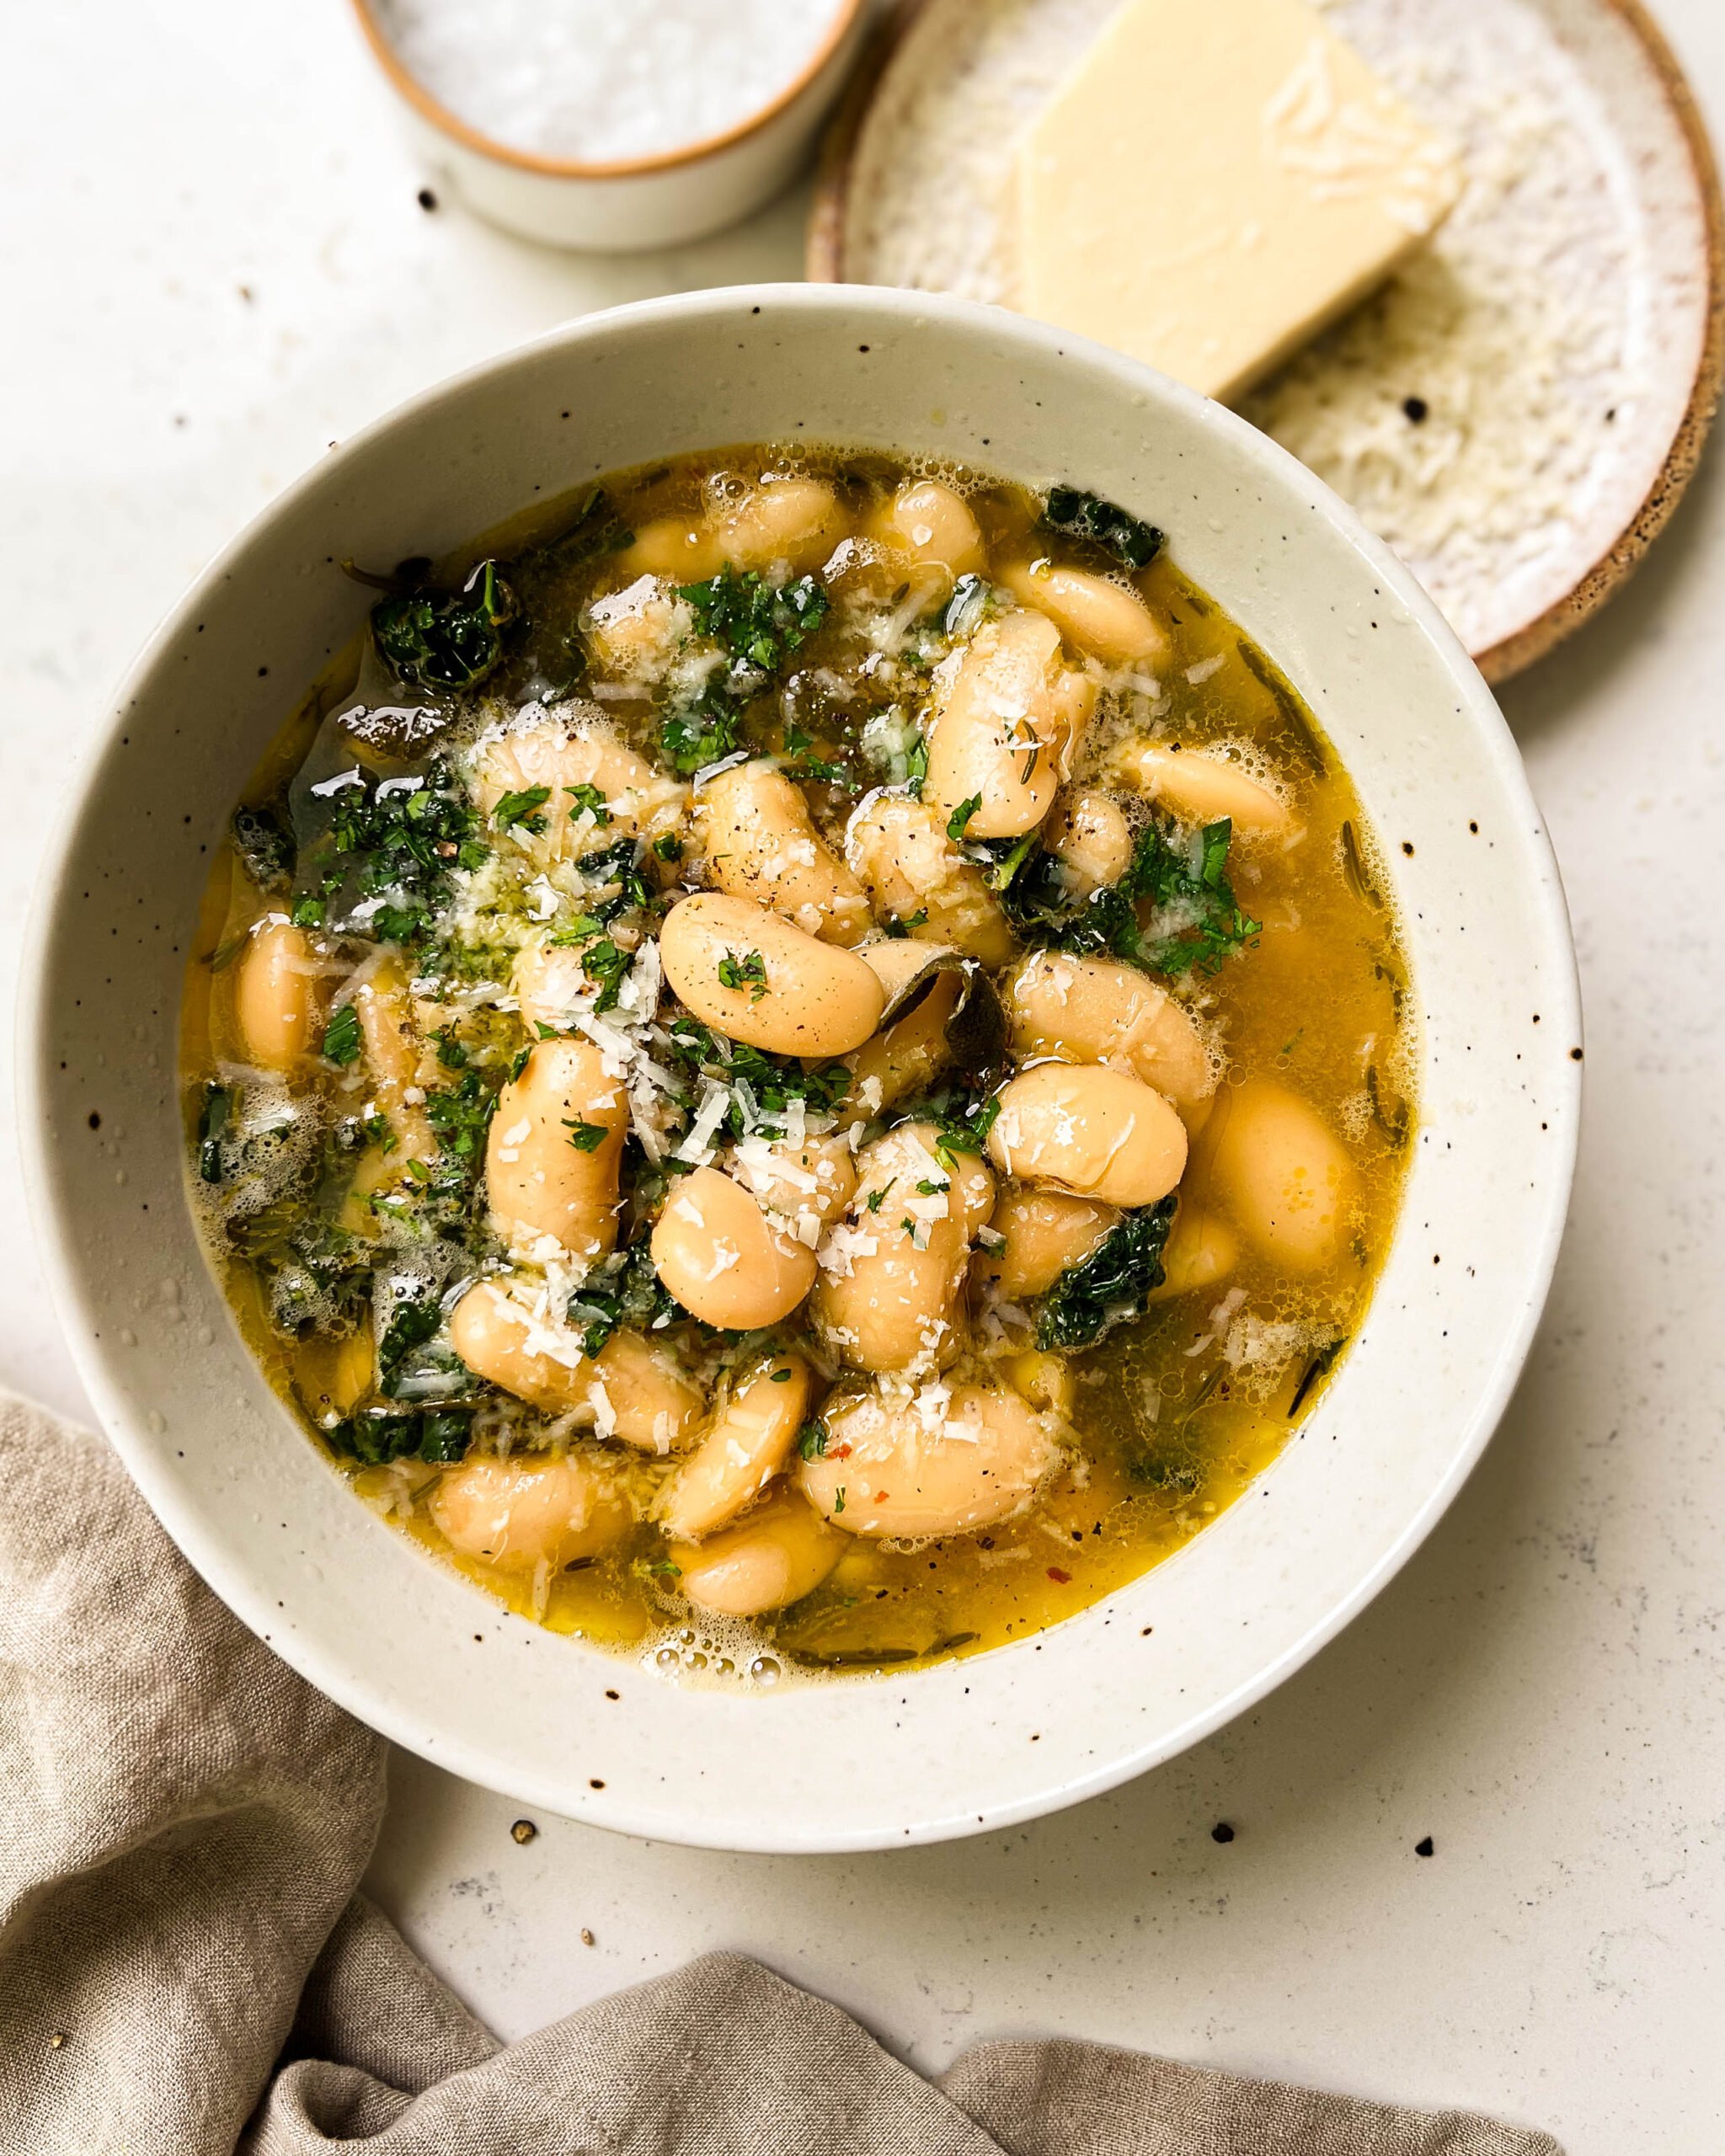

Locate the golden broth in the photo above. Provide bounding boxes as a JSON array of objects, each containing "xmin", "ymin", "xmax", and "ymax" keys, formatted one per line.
[{"xmin": 181, "ymin": 445, "xmax": 1413, "ymax": 1684}]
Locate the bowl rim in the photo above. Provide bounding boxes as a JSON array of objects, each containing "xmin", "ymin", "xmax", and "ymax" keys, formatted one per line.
[
  {"xmin": 347, "ymin": 0, "xmax": 868, "ymax": 181},
  {"xmin": 806, "ymin": 0, "xmax": 1725, "ymax": 690},
  {"xmin": 19, "ymin": 283, "xmax": 1582, "ymax": 1850}
]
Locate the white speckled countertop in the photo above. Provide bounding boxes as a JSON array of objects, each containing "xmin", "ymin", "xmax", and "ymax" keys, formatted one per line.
[{"xmin": 5, "ymin": 4, "xmax": 1723, "ymax": 2148}]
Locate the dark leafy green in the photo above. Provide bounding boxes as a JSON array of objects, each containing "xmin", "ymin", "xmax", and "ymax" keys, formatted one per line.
[
  {"xmin": 1035, "ymin": 1198, "xmax": 1178, "ymax": 1351},
  {"xmin": 660, "ymin": 1018, "xmax": 852, "ymax": 1142},
  {"xmin": 320, "ymin": 1004, "xmax": 362, "ymax": 1066},
  {"xmin": 328, "ymin": 1406, "xmax": 473, "ymax": 1466},
  {"xmin": 999, "ymin": 817, "xmax": 1258, "ymax": 977},
  {"xmin": 566, "ymin": 1240, "xmax": 679, "ymax": 1356},
  {"xmin": 232, "ymin": 805, "xmax": 291, "ymax": 891},
  {"xmin": 1039, "ymin": 487, "xmax": 1165, "ymax": 571},
  {"xmin": 371, "ymin": 559, "xmax": 517, "ymax": 693},
  {"xmin": 196, "ymin": 1085, "xmax": 232, "ymax": 1182}
]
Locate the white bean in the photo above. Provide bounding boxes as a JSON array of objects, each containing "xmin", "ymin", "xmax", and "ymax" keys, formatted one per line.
[
  {"xmin": 987, "ymin": 1062, "xmax": 1188, "ymax": 1208},
  {"xmin": 1195, "ymin": 1079, "xmax": 1357, "ymax": 1272},
  {"xmin": 670, "ymin": 1488, "xmax": 845, "ymax": 1616},
  {"xmin": 487, "ymin": 1040, "xmax": 628, "ymax": 1263},
  {"xmin": 1004, "ymin": 952, "xmax": 1215, "ymax": 1123},
  {"xmin": 659, "ymin": 893, "xmax": 884, "ymax": 1056},
  {"xmin": 475, "ymin": 712, "xmax": 687, "ymax": 867},
  {"xmin": 798, "ymin": 1381, "xmax": 1059, "ymax": 1538},
  {"xmin": 924, "ymin": 610, "xmax": 1095, "ymax": 838},
  {"xmin": 811, "ymin": 1121, "xmax": 994, "ymax": 1375},
  {"xmin": 1000, "ymin": 558, "xmax": 1167, "ymax": 666},
  {"xmin": 862, "ymin": 478, "xmax": 985, "ymax": 577},
  {"xmin": 846, "ymin": 792, "xmax": 1017, "ymax": 965},
  {"xmin": 650, "ymin": 1165, "xmax": 819, "ymax": 1330},
  {"xmin": 1115, "ymin": 742, "xmax": 1291, "ymax": 836},
  {"xmin": 658, "ymin": 1353, "xmax": 809, "ymax": 1542},
  {"xmin": 696, "ymin": 760, "xmax": 871, "ymax": 947},
  {"xmin": 234, "ymin": 920, "xmax": 320, "ymax": 1072},
  {"xmin": 431, "ymin": 1453, "xmax": 630, "ymax": 1574}
]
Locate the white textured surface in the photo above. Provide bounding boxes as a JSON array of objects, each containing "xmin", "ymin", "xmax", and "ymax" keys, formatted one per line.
[{"xmin": 2, "ymin": 3, "xmax": 1722, "ymax": 2151}]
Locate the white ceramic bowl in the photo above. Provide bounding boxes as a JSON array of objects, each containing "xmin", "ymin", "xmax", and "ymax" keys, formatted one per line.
[
  {"xmin": 19, "ymin": 286, "xmax": 1580, "ymax": 1853},
  {"xmin": 349, "ymin": 0, "xmax": 870, "ymax": 251}
]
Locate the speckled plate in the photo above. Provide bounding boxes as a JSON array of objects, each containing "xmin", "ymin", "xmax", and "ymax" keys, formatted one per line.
[
  {"xmin": 20, "ymin": 286, "xmax": 1578, "ymax": 1851},
  {"xmin": 811, "ymin": 0, "xmax": 1723, "ymax": 683}
]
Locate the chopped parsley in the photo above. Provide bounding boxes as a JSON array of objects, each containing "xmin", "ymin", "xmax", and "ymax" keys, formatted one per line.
[
  {"xmin": 797, "ymin": 1419, "xmax": 829, "ymax": 1460},
  {"xmin": 661, "ymin": 1019, "xmax": 851, "ymax": 1143},
  {"xmin": 947, "ymin": 793, "xmax": 983, "ymax": 843},
  {"xmin": 661, "ymin": 565, "xmax": 829, "ymax": 774},
  {"xmin": 492, "ymin": 784, "xmax": 552, "ymax": 835},
  {"xmin": 564, "ymin": 783, "xmax": 611, "ymax": 825},
  {"xmin": 297, "ymin": 756, "xmax": 484, "ymax": 947},
  {"xmin": 320, "ymin": 1004, "xmax": 362, "ymax": 1066},
  {"xmin": 563, "ymin": 1118, "xmax": 609, "ymax": 1152},
  {"xmin": 716, "ymin": 949, "xmax": 769, "ymax": 1000},
  {"xmin": 1000, "ymin": 816, "xmax": 1258, "ymax": 977},
  {"xmin": 566, "ymin": 1241, "xmax": 679, "ymax": 1356}
]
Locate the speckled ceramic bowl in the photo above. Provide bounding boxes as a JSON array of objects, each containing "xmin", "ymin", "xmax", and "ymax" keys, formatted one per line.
[{"xmin": 19, "ymin": 286, "xmax": 1580, "ymax": 1852}]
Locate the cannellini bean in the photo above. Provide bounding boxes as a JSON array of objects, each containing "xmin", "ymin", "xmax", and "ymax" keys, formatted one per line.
[
  {"xmin": 725, "ymin": 1134, "xmax": 859, "ymax": 1234},
  {"xmin": 670, "ymin": 1488, "xmax": 845, "ymax": 1617},
  {"xmin": 350, "ymin": 960, "xmax": 435, "ymax": 1155},
  {"xmin": 987, "ymin": 1062, "xmax": 1187, "ymax": 1208},
  {"xmin": 1000, "ymin": 558, "xmax": 1167, "ymax": 666},
  {"xmin": 1199, "ymin": 1079, "xmax": 1357, "ymax": 1272},
  {"xmin": 855, "ymin": 937, "xmax": 958, "ymax": 1000},
  {"xmin": 976, "ymin": 1187, "xmax": 1119, "ymax": 1299},
  {"xmin": 1115, "ymin": 742, "xmax": 1291, "ymax": 835},
  {"xmin": 234, "ymin": 920, "xmax": 321, "ymax": 1072},
  {"xmin": 1147, "ymin": 1204, "xmax": 1239, "ymax": 1301},
  {"xmin": 842, "ymin": 968, "xmax": 963, "ymax": 1118},
  {"xmin": 810, "ymin": 1121, "xmax": 994, "ymax": 1375},
  {"xmin": 475, "ymin": 712, "xmax": 688, "ymax": 866},
  {"xmin": 1007, "ymin": 1349, "xmax": 1076, "ymax": 1422},
  {"xmin": 1004, "ymin": 952, "xmax": 1215, "ymax": 1123},
  {"xmin": 1042, "ymin": 787, "xmax": 1133, "ymax": 897},
  {"xmin": 696, "ymin": 761, "xmax": 871, "ymax": 947},
  {"xmin": 715, "ymin": 477, "xmax": 848, "ymax": 574},
  {"xmin": 799, "ymin": 1381, "xmax": 1059, "ymax": 1538},
  {"xmin": 511, "ymin": 941, "xmax": 593, "ymax": 1036},
  {"xmin": 659, "ymin": 893, "xmax": 884, "ymax": 1056},
  {"xmin": 487, "ymin": 1040, "xmax": 628, "ymax": 1262},
  {"xmin": 296, "ymin": 1322, "xmax": 375, "ymax": 1422},
  {"xmin": 650, "ymin": 1165, "xmax": 819, "ymax": 1330},
  {"xmin": 450, "ymin": 1281, "xmax": 702, "ymax": 1452},
  {"xmin": 846, "ymin": 792, "xmax": 1017, "ymax": 966},
  {"xmin": 431, "ymin": 1453, "xmax": 630, "ymax": 1574},
  {"xmin": 658, "ymin": 1353, "xmax": 809, "ymax": 1542},
  {"xmin": 581, "ymin": 573, "xmax": 689, "ymax": 680},
  {"xmin": 925, "ymin": 610, "xmax": 1092, "ymax": 838},
  {"xmin": 616, "ymin": 515, "xmax": 726, "ymax": 583},
  {"xmin": 862, "ymin": 478, "xmax": 985, "ymax": 577}
]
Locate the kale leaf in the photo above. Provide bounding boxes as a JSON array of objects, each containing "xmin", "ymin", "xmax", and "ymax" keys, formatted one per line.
[
  {"xmin": 232, "ymin": 805, "xmax": 292, "ymax": 892},
  {"xmin": 371, "ymin": 559, "xmax": 517, "ymax": 693},
  {"xmin": 327, "ymin": 1406, "xmax": 473, "ymax": 1466},
  {"xmin": 1039, "ymin": 488, "xmax": 1165, "ymax": 572},
  {"xmin": 1035, "ymin": 1198, "xmax": 1178, "ymax": 1351}
]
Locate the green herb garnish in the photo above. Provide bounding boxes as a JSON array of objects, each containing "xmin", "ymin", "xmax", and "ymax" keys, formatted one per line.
[
  {"xmin": 947, "ymin": 793, "xmax": 983, "ymax": 843},
  {"xmin": 716, "ymin": 949, "xmax": 769, "ymax": 1001},
  {"xmin": 492, "ymin": 784, "xmax": 552, "ymax": 835},
  {"xmin": 1035, "ymin": 1198, "xmax": 1178, "ymax": 1351},
  {"xmin": 320, "ymin": 1005, "xmax": 362, "ymax": 1067},
  {"xmin": 563, "ymin": 1118, "xmax": 609, "ymax": 1152},
  {"xmin": 797, "ymin": 1419, "xmax": 829, "ymax": 1460}
]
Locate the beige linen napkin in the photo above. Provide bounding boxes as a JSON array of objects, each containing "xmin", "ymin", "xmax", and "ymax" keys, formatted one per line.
[{"xmin": 0, "ymin": 1394, "xmax": 1562, "ymax": 2155}]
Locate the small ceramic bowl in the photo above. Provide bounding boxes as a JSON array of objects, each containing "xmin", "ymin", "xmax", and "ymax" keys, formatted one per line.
[
  {"xmin": 20, "ymin": 286, "xmax": 1580, "ymax": 1853},
  {"xmin": 349, "ymin": 0, "xmax": 869, "ymax": 250}
]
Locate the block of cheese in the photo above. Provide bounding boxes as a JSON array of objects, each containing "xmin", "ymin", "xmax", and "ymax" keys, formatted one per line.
[{"xmin": 1012, "ymin": 0, "xmax": 1461, "ymax": 403}]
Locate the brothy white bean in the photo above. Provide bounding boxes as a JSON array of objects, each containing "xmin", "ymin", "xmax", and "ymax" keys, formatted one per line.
[{"xmin": 184, "ymin": 440, "xmax": 1413, "ymax": 1681}]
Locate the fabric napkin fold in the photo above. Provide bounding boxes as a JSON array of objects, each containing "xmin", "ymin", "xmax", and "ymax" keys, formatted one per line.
[{"xmin": 0, "ymin": 1393, "xmax": 1562, "ymax": 2155}]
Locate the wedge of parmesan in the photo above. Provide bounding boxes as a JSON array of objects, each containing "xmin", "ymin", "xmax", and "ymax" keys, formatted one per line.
[{"xmin": 1012, "ymin": 0, "xmax": 1461, "ymax": 401}]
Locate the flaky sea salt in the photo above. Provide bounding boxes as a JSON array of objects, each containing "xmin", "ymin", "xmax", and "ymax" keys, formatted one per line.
[{"xmin": 375, "ymin": 0, "xmax": 850, "ymax": 163}]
